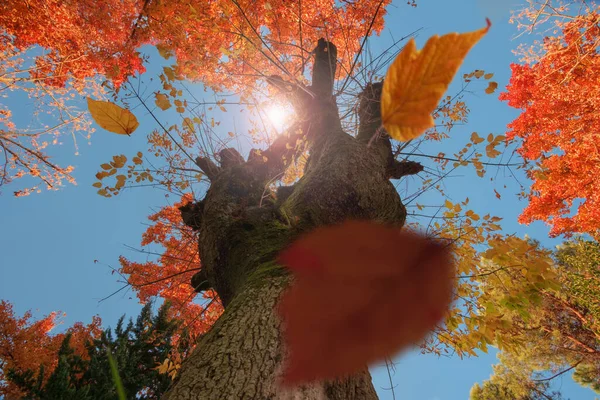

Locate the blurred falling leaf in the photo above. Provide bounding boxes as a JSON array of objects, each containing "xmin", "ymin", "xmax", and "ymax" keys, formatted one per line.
[
  {"xmin": 87, "ymin": 98, "xmax": 139, "ymax": 135},
  {"xmin": 381, "ymin": 19, "xmax": 490, "ymax": 142},
  {"xmin": 277, "ymin": 220, "xmax": 454, "ymax": 385},
  {"xmin": 107, "ymin": 348, "xmax": 126, "ymax": 400}
]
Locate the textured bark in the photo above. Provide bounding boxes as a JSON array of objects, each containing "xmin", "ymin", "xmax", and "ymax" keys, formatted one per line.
[
  {"xmin": 165, "ymin": 40, "xmax": 412, "ymax": 399},
  {"xmin": 164, "ymin": 273, "xmax": 378, "ymax": 400}
]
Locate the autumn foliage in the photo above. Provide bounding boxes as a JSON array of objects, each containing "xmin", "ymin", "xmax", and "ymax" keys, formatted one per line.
[
  {"xmin": 0, "ymin": 0, "xmax": 398, "ymax": 94},
  {"xmin": 119, "ymin": 194, "xmax": 222, "ymax": 338},
  {"xmin": 6, "ymin": 0, "xmax": 600, "ymax": 396},
  {"xmin": 1, "ymin": 0, "xmax": 393, "ymax": 196},
  {"xmin": 0, "ymin": 0, "xmax": 145, "ymax": 87},
  {"xmin": 0, "ymin": 300, "xmax": 101, "ymax": 398},
  {"xmin": 502, "ymin": 3, "xmax": 600, "ymax": 237}
]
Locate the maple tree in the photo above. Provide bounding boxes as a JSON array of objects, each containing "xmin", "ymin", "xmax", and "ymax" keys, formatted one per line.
[
  {"xmin": 118, "ymin": 194, "xmax": 223, "ymax": 338},
  {"xmin": 110, "ymin": 17, "xmax": 511, "ymax": 397},
  {"xmin": 502, "ymin": 0, "xmax": 600, "ymax": 238},
  {"xmin": 0, "ymin": 300, "xmax": 101, "ymax": 398},
  {"xmin": 0, "ymin": 0, "xmax": 397, "ymax": 196},
  {"xmin": 6, "ymin": 302, "xmax": 192, "ymax": 400},
  {"xmin": 0, "ymin": 0, "xmax": 136, "ymax": 195},
  {"xmin": 82, "ymin": 10, "xmax": 514, "ymax": 397}
]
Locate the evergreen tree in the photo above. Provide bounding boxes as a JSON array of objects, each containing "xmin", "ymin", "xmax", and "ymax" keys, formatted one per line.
[{"xmin": 7, "ymin": 302, "xmax": 189, "ymax": 399}]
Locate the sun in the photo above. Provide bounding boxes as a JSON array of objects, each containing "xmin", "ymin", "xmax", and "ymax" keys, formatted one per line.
[{"xmin": 266, "ymin": 104, "xmax": 292, "ymax": 131}]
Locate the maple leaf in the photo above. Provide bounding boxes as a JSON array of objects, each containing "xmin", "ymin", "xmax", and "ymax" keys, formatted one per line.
[
  {"xmin": 277, "ymin": 220, "xmax": 454, "ymax": 385},
  {"xmin": 381, "ymin": 19, "xmax": 490, "ymax": 142}
]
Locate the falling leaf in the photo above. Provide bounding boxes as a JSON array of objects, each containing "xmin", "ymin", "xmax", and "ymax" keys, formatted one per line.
[
  {"xmin": 494, "ymin": 189, "xmax": 501, "ymax": 199},
  {"xmin": 381, "ymin": 19, "xmax": 490, "ymax": 141},
  {"xmin": 485, "ymin": 81, "xmax": 498, "ymax": 94},
  {"xmin": 484, "ymin": 72, "xmax": 494, "ymax": 79},
  {"xmin": 87, "ymin": 98, "xmax": 139, "ymax": 135},
  {"xmin": 155, "ymin": 93, "xmax": 171, "ymax": 110},
  {"xmin": 277, "ymin": 220, "xmax": 454, "ymax": 385}
]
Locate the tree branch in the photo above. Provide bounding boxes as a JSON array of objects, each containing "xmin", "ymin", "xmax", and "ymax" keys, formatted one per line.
[
  {"xmin": 195, "ymin": 156, "xmax": 221, "ymax": 181},
  {"xmin": 312, "ymin": 38, "xmax": 337, "ymax": 98},
  {"xmin": 533, "ymin": 361, "xmax": 582, "ymax": 382}
]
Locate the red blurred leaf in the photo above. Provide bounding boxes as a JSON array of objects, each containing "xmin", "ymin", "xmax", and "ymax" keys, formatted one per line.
[{"xmin": 277, "ymin": 220, "xmax": 454, "ymax": 385}]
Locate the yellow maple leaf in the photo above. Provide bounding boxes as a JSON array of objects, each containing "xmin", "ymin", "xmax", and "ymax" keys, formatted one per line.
[
  {"xmin": 381, "ymin": 20, "xmax": 490, "ymax": 142},
  {"xmin": 87, "ymin": 98, "xmax": 139, "ymax": 135}
]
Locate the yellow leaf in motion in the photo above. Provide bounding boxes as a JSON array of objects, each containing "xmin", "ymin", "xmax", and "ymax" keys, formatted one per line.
[
  {"xmin": 87, "ymin": 98, "xmax": 139, "ymax": 135},
  {"xmin": 381, "ymin": 20, "xmax": 491, "ymax": 142}
]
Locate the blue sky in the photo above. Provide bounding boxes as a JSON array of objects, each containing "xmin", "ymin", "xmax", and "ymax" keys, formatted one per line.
[{"xmin": 0, "ymin": 0, "xmax": 597, "ymax": 398}]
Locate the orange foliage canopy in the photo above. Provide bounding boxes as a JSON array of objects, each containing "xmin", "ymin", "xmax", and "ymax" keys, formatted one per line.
[
  {"xmin": 0, "ymin": 0, "xmax": 144, "ymax": 88},
  {"xmin": 1, "ymin": 0, "xmax": 395, "ymax": 195},
  {"xmin": 1, "ymin": 0, "xmax": 393, "ymax": 91},
  {"xmin": 0, "ymin": 300, "xmax": 101, "ymax": 398},
  {"xmin": 119, "ymin": 194, "xmax": 222, "ymax": 338},
  {"xmin": 501, "ymin": 11, "xmax": 600, "ymax": 237}
]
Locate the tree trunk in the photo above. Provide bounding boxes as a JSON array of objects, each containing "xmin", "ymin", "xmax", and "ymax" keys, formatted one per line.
[
  {"xmin": 164, "ymin": 273, "xmax": 378, "ymax": 399},
  {"xmin": 166, "ymin": 40, "xmax": 416, "ymax": 399}
]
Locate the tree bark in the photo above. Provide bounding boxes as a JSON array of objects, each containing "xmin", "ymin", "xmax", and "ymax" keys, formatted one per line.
[
  {"xmin": 165, "ymin": 40, "xmax": 413, "ymax": 399},
  {"xmin": 164, "ymin": 273, "xmax": 378, "ymax": 399}
]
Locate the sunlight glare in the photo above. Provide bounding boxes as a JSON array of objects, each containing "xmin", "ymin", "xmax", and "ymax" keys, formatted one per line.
[{"xmin": 267, "ymin": 104, "xmax": 292, "ymax": 131}]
